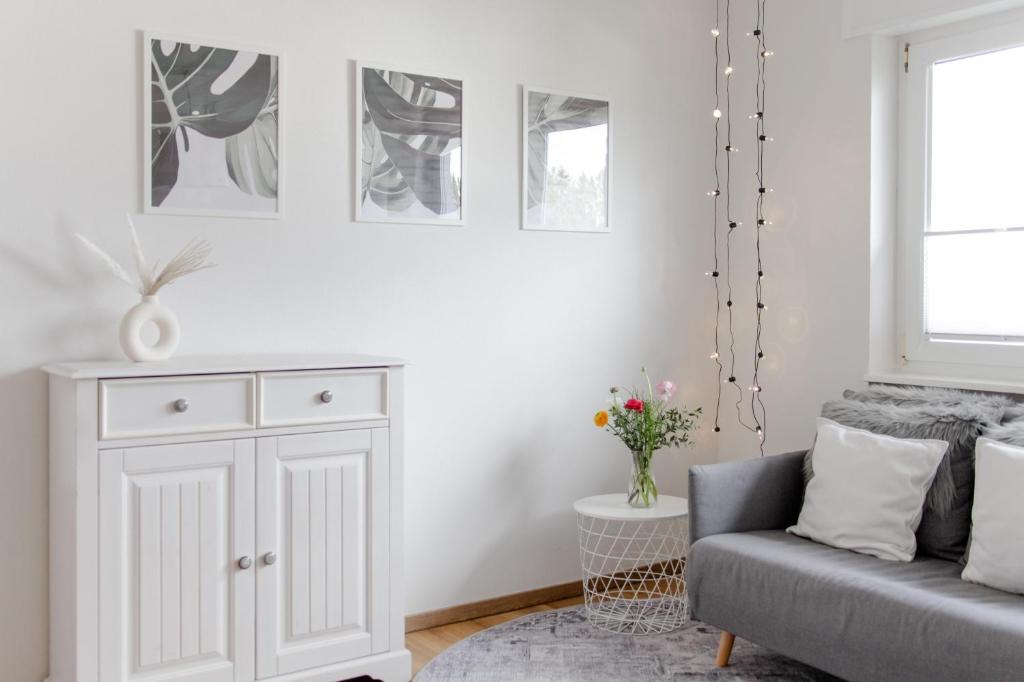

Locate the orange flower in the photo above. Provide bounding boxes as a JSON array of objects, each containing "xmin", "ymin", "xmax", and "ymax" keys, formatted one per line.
[{"xmin": 594, "ymin": 410, "xmax": 609, "ymax": 427}]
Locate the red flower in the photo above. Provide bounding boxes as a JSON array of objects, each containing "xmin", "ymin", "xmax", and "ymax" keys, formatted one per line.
[{"xmin": 624, "ymin": 398, "xmax": 644, "ymax": 412}]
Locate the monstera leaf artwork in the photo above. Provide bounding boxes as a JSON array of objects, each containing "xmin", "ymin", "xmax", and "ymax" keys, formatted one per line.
[
  {"xmin": 524, "ymin": 90, "xmax": 609, "ymax": 232},
  {"xmin": 358, "ymin": 66, "xmax": 463, "ymax": 224},
  {"xmin": 147, "ymin": 36, "xmax": 280, "ymax": 216}
]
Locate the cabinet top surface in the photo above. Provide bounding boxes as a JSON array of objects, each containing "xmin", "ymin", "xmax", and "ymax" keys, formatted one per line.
[
  {"xmin": 573, "ymin": 494, "xmax": 688, "ymax": 521},
  {"xmin": 42, "ymin": 352, "xmax": 407, "ymax": 379}
]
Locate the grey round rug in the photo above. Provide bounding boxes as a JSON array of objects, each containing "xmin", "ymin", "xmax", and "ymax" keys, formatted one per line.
[{"xmin": 416, "ymin": 606, "xmax": 838, "ymax": 681}]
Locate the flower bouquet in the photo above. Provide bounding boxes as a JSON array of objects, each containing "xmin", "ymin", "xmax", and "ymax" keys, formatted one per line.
[{"xmin": 594, "ymin": 369, "xmax": 701, "ymax": 508}]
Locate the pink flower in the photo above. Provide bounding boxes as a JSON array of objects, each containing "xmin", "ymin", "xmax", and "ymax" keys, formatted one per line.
[
  {"xmin": 624, "ymin": 398, "xmax": 644, "ymax": 412},
  {"xmin": 656, "ymin": 380, "xmax": 677, "ymax": 401}
]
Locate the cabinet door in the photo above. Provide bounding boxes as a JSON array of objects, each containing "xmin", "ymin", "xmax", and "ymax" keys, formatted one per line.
[
  {"xmin": 256, "ymin": 429, "xmax": 389, "ymax": 678},
  {"xmin": 98, "ymin": 440, "xmax": 256, "ymax": 682}
]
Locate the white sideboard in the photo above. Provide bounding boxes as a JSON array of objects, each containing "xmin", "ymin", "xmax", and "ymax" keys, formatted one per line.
[{"xmin": 43, "ymin": 354, "xmax": 411, "ymax": 682}]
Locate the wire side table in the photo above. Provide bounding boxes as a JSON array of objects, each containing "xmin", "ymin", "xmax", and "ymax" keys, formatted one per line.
[{"xmin": 574, "ymin": 494, "xmax": 688, "ymax": 635}]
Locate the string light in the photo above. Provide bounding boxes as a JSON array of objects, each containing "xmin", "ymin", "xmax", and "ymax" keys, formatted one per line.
[
  {"xmin": 708, "ymin": 0, "xmax": 773, "ymax": 454},
  {"xmin": 749, "ymin": 0, "xmax": 771, "ymax": 454},
  {"xmin": 713, "ymin": 0, "xmax": 759, "ymax": 440},
  {"xmin": 708, "ymin": 0, "xmax": 725, "ymax": 436}
]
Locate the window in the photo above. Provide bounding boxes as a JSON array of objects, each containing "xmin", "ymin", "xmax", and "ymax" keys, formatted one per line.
[{"xmin": 900, "ymin": 20, "xmax": 1024, "ymax": 368}]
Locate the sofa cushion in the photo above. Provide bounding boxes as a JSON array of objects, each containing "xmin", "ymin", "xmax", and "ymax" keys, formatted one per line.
[
  {"xmin": 687, "ymin": 530, "xmax": 1024, "ymax": 682},
  {"xmin": 815, "ymin": 396, "xmax": 1006, "ymax": 561},
  {"xmin": 789, "ymin": 418, "xmax": 947, "ymax": 562},
  {"xmin": 962, "ymin": 439, "xmax": 1024, "ymax": 595}
]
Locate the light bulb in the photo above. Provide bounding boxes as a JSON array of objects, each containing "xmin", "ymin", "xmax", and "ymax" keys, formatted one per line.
[
  {"xmin": 713, "ymin": 109, "xmax": 722, "ymax": 118},
  {"xmin": 707, "ymin": 189, "xmax": 721, "ymax": 197},
  {"xmin": 724, "ymin": 66, "xmax": 734, "ymax": 75},
  {"xmin": 749, "ymin": 385, "xmax": 762, "ymax": 392},
  {"xmin": 711, "ymin": 28, "xmax": 721, "ymax": 37},
  {"xmin": 710, "ymin": 352, "xmax": 720, "ymax": 360},
  {"xmin": 761, "ymin": 50, "xmax": 774, "ymax": 58}
]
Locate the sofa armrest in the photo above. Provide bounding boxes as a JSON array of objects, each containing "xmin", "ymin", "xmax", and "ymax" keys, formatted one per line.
[{"xmin": 688, "ymin": 451, "xmax": 806, "ymax": 544}]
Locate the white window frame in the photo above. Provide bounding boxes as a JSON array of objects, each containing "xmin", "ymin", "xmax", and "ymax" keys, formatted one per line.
[{"xmin": 899, "ymin": 19, "xmax": 1024, "ymax": 369}]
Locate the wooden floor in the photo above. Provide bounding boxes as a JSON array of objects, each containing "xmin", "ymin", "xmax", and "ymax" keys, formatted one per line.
[{"xmin": 406, "ymin": 595, "xmax": 586, "ymax": 677}]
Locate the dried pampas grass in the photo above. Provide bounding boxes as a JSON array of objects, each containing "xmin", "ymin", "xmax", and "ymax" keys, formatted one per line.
[{"xmin": 76, "ymin": 214, "xmax": 214, "ymax": 296}]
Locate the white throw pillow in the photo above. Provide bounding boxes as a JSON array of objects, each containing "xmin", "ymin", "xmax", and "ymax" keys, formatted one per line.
[
  {"xmin": 787, "ymin": 418, "xmax": 948, "ymax": 561},
  {"xmin": 962, "ymin": 438, "xmax": 1024, "ymax": 594}
]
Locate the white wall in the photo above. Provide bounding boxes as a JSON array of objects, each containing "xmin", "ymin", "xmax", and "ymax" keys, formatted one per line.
[
  {"xmin": 713, "ymin": 0, "xmax": 874, "ymax": 459},
  {"xmin": 0, "ymin": 1, "xmax": 715, "ymax": 679},
  {"xmin": 843, "ymin": 0, "xmax": 1024, "ymax": 37}
]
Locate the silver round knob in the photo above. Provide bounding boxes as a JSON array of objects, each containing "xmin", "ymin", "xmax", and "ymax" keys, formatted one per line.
[
  {"xmin": 173, "ymin": 398, "xmax": 190, "ymax": 413},
  {"xmin": 264, "ymin": 552, "xmax": 277, "ymax": 566},
  {"xmin": 319, "ymin": 390, "xmax": 334, "ymax": 404},
  {"xmin": 238, "ymin": 556, "xmax": 252, "ymax": 570}
]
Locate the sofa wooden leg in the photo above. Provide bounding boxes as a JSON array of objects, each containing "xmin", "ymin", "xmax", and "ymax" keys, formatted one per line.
[{"xmin": 716, "ymin": 631, "xmax": 736, "ymax": 668}]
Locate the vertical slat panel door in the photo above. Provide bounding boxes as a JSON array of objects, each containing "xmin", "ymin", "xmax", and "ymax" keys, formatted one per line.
[
  {"xmin": 98, "ymin": 440, "xmax": 256, "ymax": 682},
  {"xmin": 256, "ymin": 429, "xmax": 389, "ymax": 678}
]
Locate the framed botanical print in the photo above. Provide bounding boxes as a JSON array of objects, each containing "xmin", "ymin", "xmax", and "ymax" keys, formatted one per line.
[
  {"xmin": 356, "ymin": 62, "xmax": 464, "ymax": 225},
  {"xmin": 144, "ymin": 32, "xmax": 282, "ymax": 218},
  {"xmin": 522, "ymin": 87, "xmax": 610, "ymax": 233}
]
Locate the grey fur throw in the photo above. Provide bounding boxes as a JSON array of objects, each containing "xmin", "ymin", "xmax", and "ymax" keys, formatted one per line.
[
  {"xmin": 810, "ymin": 397, "xmax": 1005, "ymax": 514},
  {"xmin": 843, "ymin": 385, "xmax": 1017, "ymax": 414},
  {"xmin": 982, "ymin": 419, "xmax": 1024, "ymax": 446}
]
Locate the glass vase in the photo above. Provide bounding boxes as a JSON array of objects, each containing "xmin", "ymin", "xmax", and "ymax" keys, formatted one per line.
[{"xmin": 627, "ymin": 451, "xmax": 658, "ymax": 508}]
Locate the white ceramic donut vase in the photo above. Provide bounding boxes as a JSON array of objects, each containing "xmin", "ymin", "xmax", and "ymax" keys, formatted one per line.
[{"xmin": 118, "ymin": 295, "xmax": 180, "ymax": 362}]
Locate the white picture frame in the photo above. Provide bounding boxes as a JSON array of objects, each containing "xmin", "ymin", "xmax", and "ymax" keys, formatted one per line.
[
  {"xmin": 143, "ymin": 31, "xmax": 283, "ymax": 219},
  {"xmin": 355, "ymin": 61, "xmax": 465, "ymax": 226},
  {"xmin": 522, "ymin": 86, "xmax": 610, "ymax": 233}
]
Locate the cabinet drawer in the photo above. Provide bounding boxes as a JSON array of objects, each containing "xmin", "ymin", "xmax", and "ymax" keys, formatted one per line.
[
  {"xmin": 257, "ymin": 369, "xmax": 388, "ymax": 428},
  {"xmin": 99, "ymin": 374, "xmax": 256, "ymax": 440}
]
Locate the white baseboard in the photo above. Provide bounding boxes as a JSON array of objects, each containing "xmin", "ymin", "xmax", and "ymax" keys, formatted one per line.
[{"xmin": 273, "ymin": 649, "xmax": 412, "ymax": 682}]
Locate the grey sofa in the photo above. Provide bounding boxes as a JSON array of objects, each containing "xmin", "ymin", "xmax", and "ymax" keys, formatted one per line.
[{"xmin": 686, "ymin": 451, "xmax": 1024, "ymax": 682}]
